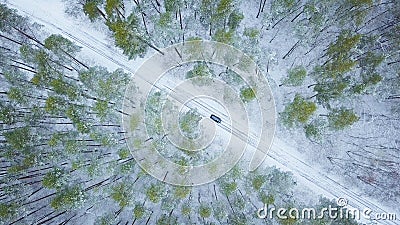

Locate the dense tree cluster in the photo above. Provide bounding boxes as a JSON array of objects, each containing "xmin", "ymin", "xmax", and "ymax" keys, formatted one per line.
[
  {"xmin": 0, "ymin": 4, "xmax": 130, "ymax": 223},
  {"xmin": 272, "ymin": 0, "xmax": 400, "ymax": 205}
]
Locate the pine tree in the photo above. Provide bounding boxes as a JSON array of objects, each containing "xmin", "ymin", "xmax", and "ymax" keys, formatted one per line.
[
  {"xmin": 83, "ymin": 0, "xmax": 106, "ymax": 21},
  {"xmin": 50, "ymin": 186, "xmax": 85, "ymax": 210},
  {"xmin": 282, "ymin": 66, "xmax": 307, "ymax": 86},
  {"xmin": 42, "ymin": 168, "xmax": 67, "ymax": 190},
  {"xmin": 240, "ymin": 87, "xmax": 256, "ymax": 102},
  {"xmin": 282, "ymin": 94, "xmax": 317, "ymax": 127},
  {"xmin": 111, "ymin": 181, "xmax": 132, "ymax": 207},
  {"xmin": 146, "ymin": 183, "xmax": 165, "ymax": 203},
  {"xmin": 328, "ymin": 108, "xmax": 359, "ymax": 130}
]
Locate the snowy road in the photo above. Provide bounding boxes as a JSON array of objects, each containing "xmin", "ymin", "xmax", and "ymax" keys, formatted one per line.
[{"xmin": 7, "ymin": 1, "xmax": 397, "ymax": 224}]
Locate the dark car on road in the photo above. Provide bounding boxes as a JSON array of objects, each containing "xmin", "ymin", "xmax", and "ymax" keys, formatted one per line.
[{"xmin": 210, "ymin": 114, "xmax": 222, "ymax": 123}]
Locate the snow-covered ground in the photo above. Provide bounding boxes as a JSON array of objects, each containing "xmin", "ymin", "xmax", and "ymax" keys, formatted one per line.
[{"xmin": 5, "ymin": 0, "xmax": 398, "ymax": 224}]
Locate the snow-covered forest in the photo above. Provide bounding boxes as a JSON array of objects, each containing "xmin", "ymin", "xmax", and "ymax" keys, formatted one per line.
[{"xmin": 0, "ymin": 0, "xmax": 399, "ymax": 224}]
